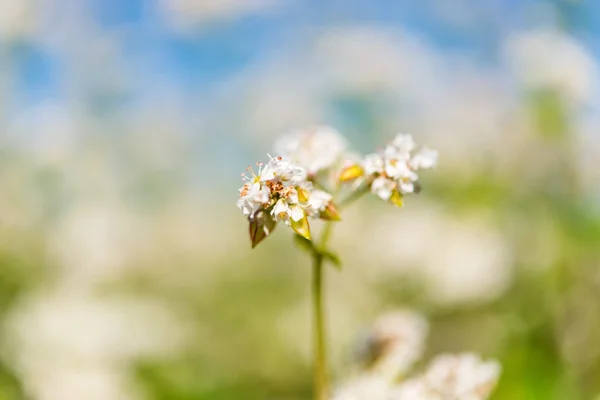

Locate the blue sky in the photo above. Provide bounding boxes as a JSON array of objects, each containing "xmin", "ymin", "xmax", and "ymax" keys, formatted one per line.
[{"xmin": 6, "ymin": 0, "xmax": 600, "ymax": 113}]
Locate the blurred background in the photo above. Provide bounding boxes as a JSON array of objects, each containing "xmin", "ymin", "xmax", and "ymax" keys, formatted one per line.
[{"xmin": 1, "ymin": 0, "xmax": 600, "ymax": 399}]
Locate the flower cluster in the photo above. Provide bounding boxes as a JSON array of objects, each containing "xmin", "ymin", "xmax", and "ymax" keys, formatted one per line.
[
  {"xmin": 274, "ymin": 126, "xmax": 347, "ymax": 175},
  {"xmin": 395, "ymin": 353, "xmax": 501, "ymax": 400},
  {"xmin": 333, "ymin": 311, "xmax": 501, "ymax": 400},
  {"xmin": 237, "ymin": 155, "xmax": 338, "ymax": 247},
  {"xmin": 341, "ymin": 134, "xmax": 437, "ymax": 206},
  {"xmin": 237, "ymin": 127, "xmax": 437, "ymax": 247},
  {"xmin": 357, "ymin": 310, "xmax": 428, "ymax": 380}
]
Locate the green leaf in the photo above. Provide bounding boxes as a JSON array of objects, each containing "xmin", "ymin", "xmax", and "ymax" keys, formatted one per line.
[
  {"xmin": 293, "ymin": 234, "xmax": 316, "ymax": 254},
  {"xmin": 322, "ymin": 250, "xmax": 342, "ymax": 269},
  {"xmin": 293, "ymin": 235, "xmax": 342, "ymax": 269}
]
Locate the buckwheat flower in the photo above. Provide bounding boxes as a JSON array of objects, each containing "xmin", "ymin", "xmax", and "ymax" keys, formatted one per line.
[
  {"xmin": 392, "ymin": 353, "xmax": 501, "ymax": 400},
  {"xmin": 260, "ymin": 155, "xmax": 308, "ymax": 184},
  {"xmin": 274, "ymin": 126, "xmax": 347, "ymax": 175},
  {"xmin": 391, "ymin": 134, "xmax": 415, "ymax": 154},
  {"xmin": 410, "ymin": 148, "xmax": 438, "ymax": 170},
  {"xmin": 358, "ymin": 310, "xmax": 428, "ymax": 380},
  {"xmin": 237, "ymin": 155, "xmax": 338, "ymax": 247},
  {"xmin": 306, "ymin": 189, "xmax": 336, "ymax": 218},
  {"xmin": 341, "ymin": 134, "xmax": 437, "ymax": 206},
  {"xmin": 237, "ymin": 182, "xmax": 270, "ymax": 218},
  {"xmin": 363, "ymin": 153, "xmax": 385, "ymax": 175},
  {"xmin": 371, "ymin": 175, "xmax": 398, "ymax": 201}
]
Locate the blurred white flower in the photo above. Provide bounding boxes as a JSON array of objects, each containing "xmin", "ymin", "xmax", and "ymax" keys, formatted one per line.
[
  {"xmin": 411, "ymin": 148, "xmax": 438, "ymax": 170},
  {"xmin": 389, "ymin": 378, "xmax": 431, "ymax": 400},
  {"xmin": 315, "ymin": 27, "xmax": 440, "ymax": 98},
  {"xmin": 332, "ymin": 376, "xmax": 391, "ymax": 400},
  {"xmin": 334, "ymin": 350, "xmax": 500, "ymax": 400},
  {"xmin": 360, "ymin": 310, "xmax": 429, "ymax": 380},
  {"xmin": 393, "ymin": 353, "xmax": 501, "ymax": 400},
  {"xmin": 363, "ymin": 153, "xmax": 386, "ymax": 176},
  {"xmin": 49, "ymin": 204, "xmax": 144, "ymax": 286},
  {"xmin": 371, "ymin": 176, "xmax": 397, "ymax": 201},
  {"xmin": 422, "ymin": 215, "xmax": 511, "ymax": 306},
  {"xmin": 505, "ymin": 28, "xmax": 598, "ymax": 105},
  {"xmin": 3, "ymin": 289, "xmax": 187, "ymax": 400},
  {"xmin": 274, "ymin": 126, "xmax": 347, "ymax": 175},
  {"xmin": 363, "ymin": 205, "xmax": 512, "ymax": 307},
  {"xmin": 19, "ymin": 367, "xmax": 141, "ymax": 400},
  {"xmin": 307, "ymin": 189, "xmax": 334, "ymax": 214},
  {"xmin": 0, "ymin": 0, "xmax": 38, "ymax": 41}
]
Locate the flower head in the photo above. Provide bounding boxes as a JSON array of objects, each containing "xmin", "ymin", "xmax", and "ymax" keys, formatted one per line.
[
  {"xmin": 237, "ymin": 155, "xmax": 338, "ymax": 247},
  {"xmin": 340, "ymin": 133, "xmax": 437, "ymax": 206},
  {"xmin": 274, "ymin": 126, "xmax": 347, "ymax": 175}
]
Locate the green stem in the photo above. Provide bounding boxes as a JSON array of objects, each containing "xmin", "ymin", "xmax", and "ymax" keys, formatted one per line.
[
  {"xmin": 310, "ymin": 182, "xmax": 361, "ymax": 399},
  {"xmin": 312, "ymin": 221, "xmax": 333, "ymax": 400}
]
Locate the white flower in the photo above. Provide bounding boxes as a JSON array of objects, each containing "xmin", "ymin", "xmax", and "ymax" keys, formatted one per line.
[
  {"xmin": 410, "ymin": 148, "xmax": 438, "ymax": 170},
  {"xmin": 237, "ymin": 182, "xmax": 270, "ymax": 217},
  {"xmin": 371, "ymin": 176, "xmax": 396, "ymax": 200},
  {"xmin": 392, "ymin": 134, "xmax": 416, "ymax": 154},
  {"xmin": 237, "ymin": 155, "xmax": 337, "ymax": 244},
  {"xmin": 259, "ymin": 155, "xmax": 307, "ymax": 184},
  {"xmin": 362, "ymin": 311, "xmax": 429, "ymax": 380},
  {"xmin": 363, "ymin": 153, "xmax": 385, "ymax": 175},
  {"xmin": 307, "ymin": 189, "xmax": 333, "ymax": 215},
  {"xmin": 272, "ymin": 199, "xmax": 304, "ymax": 223},
  {"xmin": 274, "ymin": 126, "xmax": 347, "ymax": 174},
  {"xmin": 360, "ymin": 134, "xmax": 437, "ymax": 203}
]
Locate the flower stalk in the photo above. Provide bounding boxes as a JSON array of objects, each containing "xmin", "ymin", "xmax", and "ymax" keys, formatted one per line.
[
  {"xmin": 312, "ymin": 237, "xmax": 328, "ymax": 400},
  {"xmin": 236, "ymin": 128, "xmax": 438, "ymax": 400}
]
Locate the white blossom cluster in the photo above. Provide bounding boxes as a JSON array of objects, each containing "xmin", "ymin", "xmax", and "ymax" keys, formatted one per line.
[
  {"xmin": 237, "ymin": 127, "xmax": 437, "ymax": 247},
  {"xmin": 333, "ymin": 312, "xmax": 500, "ymax": 400},
  {"xmin": 360, "ymin": 134, "xmax": 438, "ymax": 204},
  {"xmin": 358, "ymin": 310, "xmax": 429, "ymax": 380},
  {"xmin": 237, "ymin": 154, "xmax": 337, "ymax": 246},
  {"xmin": 390, "ymin": 354, "xmax": 501, "ymax": 400},
  {"xmin": 274, "ymin": 126, "xmax": 347, "ymax": 175}
]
